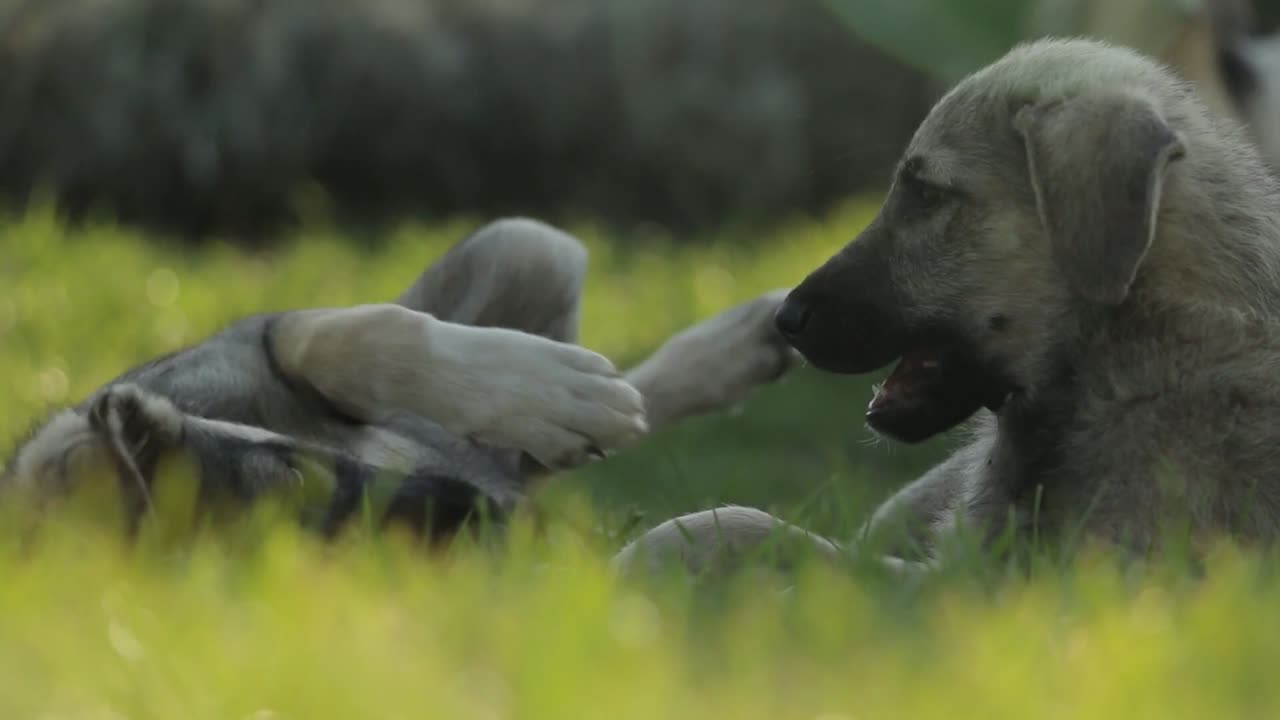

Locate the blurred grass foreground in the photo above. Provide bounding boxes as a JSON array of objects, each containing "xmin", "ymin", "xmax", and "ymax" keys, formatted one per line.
[{"xmin": 7, "ymin": 205, "xmax": 1280, "ymax": 718}]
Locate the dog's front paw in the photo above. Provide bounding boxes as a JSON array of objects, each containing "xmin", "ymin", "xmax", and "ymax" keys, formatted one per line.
[
  {"xmin": 433, "ymin": 323, "xmax": 648, "ymax": 469},
  {"xmin": 627, "ymin": 289, "xmax": 800, "ymax": 425}
]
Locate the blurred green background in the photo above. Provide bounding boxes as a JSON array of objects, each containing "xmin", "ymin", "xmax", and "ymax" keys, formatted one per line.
[{"xmin": 0, "ymin": 0, "xmax": 1271, "ymax": 241}]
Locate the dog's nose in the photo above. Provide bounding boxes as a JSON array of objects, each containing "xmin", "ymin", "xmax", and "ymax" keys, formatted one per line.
[{"xmin": 775, "ymin": 297, "xmax": 812, "ymax": 338}]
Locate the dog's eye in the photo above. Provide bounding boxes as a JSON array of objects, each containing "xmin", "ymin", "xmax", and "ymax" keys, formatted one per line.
[
  {"xmin": 916, "ymin": 183, "xmax": 943, "ymax": 207},
  {"xmin": 908, "ymin": 177, "xmax": 947, "ymax": 210}
]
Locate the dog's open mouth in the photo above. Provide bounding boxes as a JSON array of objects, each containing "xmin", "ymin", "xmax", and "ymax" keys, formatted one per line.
[{"xmin": 866, "ymin": 346, "xmax": 1010, "ymax": 444}]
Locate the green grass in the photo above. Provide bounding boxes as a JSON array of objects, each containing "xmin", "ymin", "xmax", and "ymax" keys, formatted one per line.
[{"xmin": 3, "ymin": 202, "xmax": 1279, "ymax": 718}]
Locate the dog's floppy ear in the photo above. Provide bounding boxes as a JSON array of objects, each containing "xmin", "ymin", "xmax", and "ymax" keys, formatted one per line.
[{"xmin": 1014, "ymin": 94, "xmax": 1186, "ymax": 305}]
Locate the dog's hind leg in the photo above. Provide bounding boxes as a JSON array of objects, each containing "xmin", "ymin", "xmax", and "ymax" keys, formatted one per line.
[
  {"xmin": 268, "ymin": 219, "xmax": 645, "ymax": 470},
  {"xmin": 268, "ymin": 301, "xmax": 645, "ymax": 470},
  {"xmin": 392, "ymin": 218, "xmax": 605, "ymax": 476},
  {"xmin": 395, "ymin": 217, "xmax": 586, "ymax": 343}
]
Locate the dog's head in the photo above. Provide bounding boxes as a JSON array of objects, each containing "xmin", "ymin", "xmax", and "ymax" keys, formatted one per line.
[{"xmin": 777, "ymin": 39, "xmax": 1191, "ymax": 443}]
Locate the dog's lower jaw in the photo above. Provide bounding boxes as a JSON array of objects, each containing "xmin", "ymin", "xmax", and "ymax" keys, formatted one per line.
[
  {"xmin": 983, "ymin": 388, "xmax": 1018, "ymax": 413},
  {"xmin": 865, "ymin": 398, "xmax": 983, "ymax": 444},
  {"xmin": 862, "ymin": 347, "xmax": 1015, "ymax": 444}
]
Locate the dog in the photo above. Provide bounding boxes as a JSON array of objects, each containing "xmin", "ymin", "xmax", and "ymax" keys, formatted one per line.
[
  {"xmin": 1, "ymin": 217, "xmax": 796, "ymax": 544},
  {"xmin": 613, "ymin": 37, "xmax": 1280, "ymax": 577}
]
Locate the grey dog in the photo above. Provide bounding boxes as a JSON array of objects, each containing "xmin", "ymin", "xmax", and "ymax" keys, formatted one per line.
[
  {"xmin": 614, "ymin": 37, "xmax": 1280, "ymax": 576},
  {"xmin": 2, "ymin": 218, "xmax": 794, "ymax": 543}
]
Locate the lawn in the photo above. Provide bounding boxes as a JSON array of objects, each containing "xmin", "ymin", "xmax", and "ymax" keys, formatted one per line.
[{"xmin": 1, "ymin": 201, "xmax": 1277, "ymax": 719}]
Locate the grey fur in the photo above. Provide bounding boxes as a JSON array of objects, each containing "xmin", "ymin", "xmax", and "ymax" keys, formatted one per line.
[
  {"xmin": 614, "ymin": 38, "xmax": 1280, "ymax": 577},
  {"xmin": 2, "ymin": 217, "xmax": 796, "ymax": 543}
]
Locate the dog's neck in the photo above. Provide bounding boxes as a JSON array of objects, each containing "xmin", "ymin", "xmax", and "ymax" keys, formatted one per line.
[
  {"xmin": 986, "ymin": 268, "xmax": 1280, "ymax": 515},
  {"xmin": 993, "ymin": 253, "xmax": 1278, "ymax": 455},
  {"xmin": 992, "ymin": 373, "xmax": 1077, "ymax": 487},
  {"xmin": 1032, "ymin": 258, "xmax": 1280, "ymax": 423}
]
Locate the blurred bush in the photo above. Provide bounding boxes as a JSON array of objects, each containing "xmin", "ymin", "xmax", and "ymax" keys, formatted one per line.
[
  {"xmin": 826, "ymin": 0, "xmax": 1270, "ymax": 87},
  {"xmin": 826, "ymin": 0, "xmax": 1029, "ymax": 84},
  {"xmin": 0, "ymin": 0, "xmax": 935, "ymax": 242}
]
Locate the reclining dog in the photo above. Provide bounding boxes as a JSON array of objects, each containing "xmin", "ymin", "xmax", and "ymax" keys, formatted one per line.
[
  {"xmin": 1, "ymin": 218, "xmax": 795, "ymax": 543},
  {"xmin": 614, "ymin": 37, "xmax": 1280, "ymax": 576}
]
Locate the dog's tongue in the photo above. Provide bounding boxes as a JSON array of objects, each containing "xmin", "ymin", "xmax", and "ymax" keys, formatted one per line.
[{"xmin": 869, "ymin": 350, "xmax": 941, "ymax": 411}]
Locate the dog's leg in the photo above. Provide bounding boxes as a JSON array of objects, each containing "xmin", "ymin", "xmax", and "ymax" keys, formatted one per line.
[
  {"xmin": 270, "ymin": 219, "xmax": 646, "ymax": 470},
  {"xmin": 622, "ymin": 290, "xmax": 798, "ymax": 431},
  {"xmin": 610, "ymin": 505, "xmax": 944, "ymax": 579},
  {"xmin": 611, "ymin": 444, "xmax": 982, "ymax": 579},
  {"xmin": 853, "ymin": 460, "xmax": 970, "ymax": 561},
  {"xmin": 269, "ymin": 304, "xmax": 646, "ymax": 470},
  {"xmin": 396, "ymin": 217, "xmax": 586, "ymax": 343},
  {"xmin": 393, "ymin": 218, "xmax": 599, "ymax": 477},
  {"xmin": 401, "ymin": 218, "xmax": 800, "ymax": 432},
  {"xmin": 610, "ymin": 505, "xmax": 845, "ymax": 576}
]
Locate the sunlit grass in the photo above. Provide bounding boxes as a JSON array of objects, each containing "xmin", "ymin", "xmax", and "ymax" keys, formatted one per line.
[{"xmin": 3, "ymin": 202, "xmax": 1278, "ymax": 718}]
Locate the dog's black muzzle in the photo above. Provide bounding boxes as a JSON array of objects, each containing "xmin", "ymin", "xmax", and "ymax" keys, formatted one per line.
[
  {"xmin": 775, "ymin": 223, "xmax": 1011, "ymax": 443},
  {"xmin": 775, "ymin": 228, "xmax": 907, "ymax": 375}
]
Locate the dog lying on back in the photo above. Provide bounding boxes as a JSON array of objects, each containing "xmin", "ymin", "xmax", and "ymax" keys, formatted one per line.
[
  {"xmin": 615, "ymin": 37, "xmax": 1280, "ymax": 576},
  {"xmin": 2, "ymin": 218, "xmax": 796, "ymax": 543}
]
